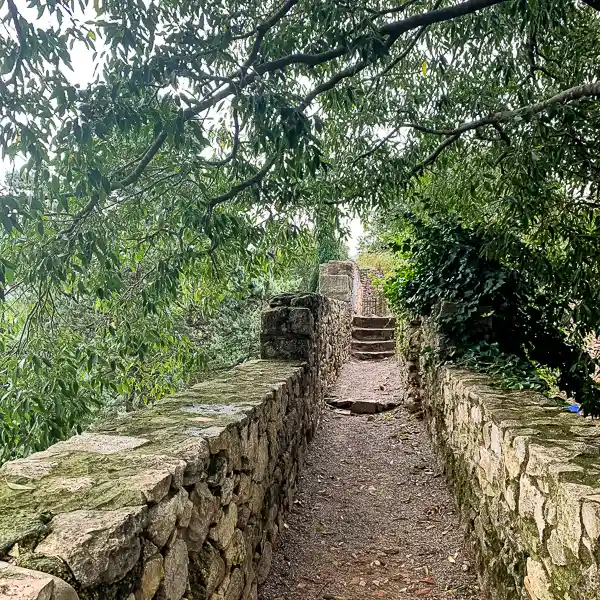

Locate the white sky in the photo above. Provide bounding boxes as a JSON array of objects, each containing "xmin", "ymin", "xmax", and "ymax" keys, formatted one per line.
[{"xmin": 347, "ymin": 217, "xmax": 363, "ymax": 258}]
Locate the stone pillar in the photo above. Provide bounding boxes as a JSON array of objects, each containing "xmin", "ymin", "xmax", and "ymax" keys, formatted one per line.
[
  {"xmin": 318, "ymin": 260, "xmax": 358, "ymax": 306},
  {"xmin": 260, "ymin": 293, "xmax": 352, "ymax": 395},
  {"xmin": 260, "ymin": 294, "xmax": 318, "ymax": 363}
]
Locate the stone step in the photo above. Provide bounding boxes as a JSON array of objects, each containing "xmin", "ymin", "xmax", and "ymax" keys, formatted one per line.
[
  {"xmin": 351, "ymin": 339, "xmax": 396, "ymax": 352},
  {"xmin": 352, "ymin": 315, "xmax": 396, "ymax": 329},
  {"xmin": 352, "ymin": 350, "xmax": 396, "ymax": 360},
  {"xmin": 352, "ymin": 327, "xmax": 395, "ymax": 341}
]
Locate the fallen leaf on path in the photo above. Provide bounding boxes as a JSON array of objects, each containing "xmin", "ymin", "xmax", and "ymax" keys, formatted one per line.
[
  {"xmin": 415, "ymin": 588, "xmax": 433, "ymax": 596},
  {"xmin": 5, "ymin": 480, "xmax": 35, "ymax": 491}
]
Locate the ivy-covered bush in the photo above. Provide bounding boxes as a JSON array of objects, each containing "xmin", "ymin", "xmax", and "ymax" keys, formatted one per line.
[{"xmin": 384, "ymin": 213, "xmax": 600, "ymax": 415}]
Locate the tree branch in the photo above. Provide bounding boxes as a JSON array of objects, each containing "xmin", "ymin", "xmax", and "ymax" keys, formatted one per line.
[
  {"xmin": 110, "ymin": 0, "xmax": 508, "ymax": 192},
  {"xmin": 406, "ymin": 82, "xmax": 600, "ymax": 179},
  {"xmin": 243, "ymin": 0, "xmax": 301, "ymax": 71},
  {"xmin": 4, "ymin": 0, "xmax": 25, "ymax": 89},
  {"xmin": 207, "ymin": 156, "xmax": 277, "ymax": 208}
]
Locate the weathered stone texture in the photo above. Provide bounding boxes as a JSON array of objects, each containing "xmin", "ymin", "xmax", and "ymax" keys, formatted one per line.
[
  {"xmin": 260, "ymin": 293, "xmax": 352, "ymax": 395},
  {"xmin": 0, "ymin": 292, "xmax": 351, "ymax": 600},
  {"xmin": 402, "ymin": 322, "xmax": 600, "ymax": 600},
  {"xmin": 318, "ymin": 260, "xmax": 358, "ymax": 305}
]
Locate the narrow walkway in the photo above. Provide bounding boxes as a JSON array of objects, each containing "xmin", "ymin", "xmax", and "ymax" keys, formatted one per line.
[{"xmin": 260, "ymin": 359, "xmax": 482, "ymax": 600}]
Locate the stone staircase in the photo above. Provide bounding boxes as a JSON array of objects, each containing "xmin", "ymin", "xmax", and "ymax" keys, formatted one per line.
[{"xmin": 351, "ymin": 315, "xmax": 396, "ymax": 360}]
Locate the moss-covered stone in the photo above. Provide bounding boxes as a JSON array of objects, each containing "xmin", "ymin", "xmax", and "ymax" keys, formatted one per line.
[{"xmin": 402, "ymin": 321, "xmax": 600, "ymax": 600}]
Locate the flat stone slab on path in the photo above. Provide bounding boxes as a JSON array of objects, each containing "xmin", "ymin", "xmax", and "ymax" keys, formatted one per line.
[
  {"xmin": 326, "ymin": 396, "xmax": 400, "ymax": 414},
  {"xmin": 326, "ymin": 359, "xmax": 403, "ymax": 414},
  {"xmin": 259, "ymin": 358, "xmax": 482, "ymax": 600}
]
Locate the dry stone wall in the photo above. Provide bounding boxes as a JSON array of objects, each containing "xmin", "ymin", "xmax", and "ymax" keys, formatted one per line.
[
  {"xmin": 0, "ymin": 294, "xmax": 352, "ymax": 600},
  {"xmin": 260, "ymin": 293, "xmax": 352, "ymax": 394},
  {"xmin": 318, "ymin": 261, "xmax": 358, "ymax": 307},
  {"xmin": 402, "ymin": 322, "xmax": 600, "ymax": 600}
]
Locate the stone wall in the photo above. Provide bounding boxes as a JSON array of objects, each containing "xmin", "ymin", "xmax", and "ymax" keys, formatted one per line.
[
  {"xmin": 402, "ymin": 322, "xmax": 600, "ymax": 600},
  {"xmin": 0, "ymin": 293, "xmax": 352, "ymax": 600},
  {"xmin": 357, "ymin": 268, "xmax": 390, "ymax": 317},
  {"xmin": 318, "ymin": 260, "xmax": 358, "ymax": 307},
  {"xmin": 260, "ymin": 293, "xmax": 352, "ymax": 394}
]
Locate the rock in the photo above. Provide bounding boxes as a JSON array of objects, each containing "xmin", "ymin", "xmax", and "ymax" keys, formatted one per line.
[
  {"xmin": 146, "ymin": 489, "xmax": 188, "ymax": 549},
  {"xmin": 332, "ymin": 408, "xmax": 351, "ymax": 416},
  {"xmin": 224, "ymin": 529, "xmax": 246, "ymax": 567},
  {"xmin": 179, "ymin": 500, "xmax": 194, "ymax": 529},
  {"xmin": 326, "ymin": 398, "xmax": 353, "ymax": 409},
  {"xmin": 582, "ymin": 495, "xmax": 600, "ymax": 541},
  {"xmin": 209, "ymin": 504, "xmax": 237, "ymax": 550},
  {"xmin": 207, "ymin": 455, "xmax": 228, "ymax": 488},
  {"xmin": 256, "ymin": 541, "xmax": 272, "ymax": 585},
  {"xmin": 184, "ymin": 483, "xmax": 220, "ymax": 551},
  {"xmin": 0, "ymin": 578, "xmax": 54, "ymax": 600},
  {"xmin": 34, "ymin": 507, "xmax": 146, "ymax": 587},
  {"xmin": 157, "ymin": 539, "xmax": 188, "ymax": 600},
  {"xmin": 523, "ymin": 558, "xmax": 552, "ymax": 600},
  {"xmin": 248, "ymin": 483, "xmax": 265, "ymax": 517},
  {"xmin": 220, "ymin": 476, "xmax": 235, "ymax": 505},
  {"xmin": 195, "ymin": 543, "xmax": 226, "ymax": 597},
  {"xmin": 223, "ymin": 568, "xmax": 245, "ymax": 600},
  {"xmin": 235, "ymin": 475, "xmax": 252, "ymax": 504},
  {"xmin": 405, "ymin": 400, "xmax": 422, "ymax": 414},
  {"xmin": 252, "ymin": 437, "xmax": 269, "ymax": 483},
  {"xmin": 0, "ymin": 564, "xmax": 76, "ymax": 600},
  {"xmin": 236, "ymin": 505, "xmax": 251, "ymax": 530},
  {"xmin": 349, "ymin": 401, "xmax": 377, "ymax": 414},
  {"xmin": 128, "ymin": 470, "xmax": 173, "ymax": 504},
  {"xmin": 135, "ymin": 553, "xmax": 164, "ymax": 600},
  {"xmin": 0, "ymin": 561, "xmax": 79, "ymax": 600},
  {"xmin": 50, "ymin": 433, "xmax": 150, "ymax": 454},
  {"xmin": 242, "ymin": 579, "xmax": 258, "ymax": 600}
]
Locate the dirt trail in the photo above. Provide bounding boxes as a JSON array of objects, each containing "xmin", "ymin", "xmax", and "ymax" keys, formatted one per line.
[{"xmin": 259, "ymin": 359, "xmax": 482, "ymax": 600}]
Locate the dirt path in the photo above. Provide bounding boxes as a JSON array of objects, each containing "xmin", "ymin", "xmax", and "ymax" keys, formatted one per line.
[{"xmin": 259, "ymin": 359, "xmax": 482, "ymax": 600}]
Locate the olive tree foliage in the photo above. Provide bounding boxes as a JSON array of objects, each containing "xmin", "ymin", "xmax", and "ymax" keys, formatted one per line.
[{"xmin": 0, "ymin": 0, "xmax": 599, "ymax": 455}]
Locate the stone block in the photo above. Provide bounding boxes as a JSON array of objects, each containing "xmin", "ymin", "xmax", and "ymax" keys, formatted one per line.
[
  {"xmin": 0, "ymin": 562, "xmax": 78, "ymax": 600},
  {"xmin": 34, "ymin": 506, "xmax": 146, "ymax": 587},
  {"xmin": 135, "ymin": 553, "xmax": 164, "ymax": 600},
  {"xmin": 209, "ymin": 504, "xmax": 237, "ymax": 550},
  {"xmin": 158, "ymin": 539, "xmax": 188, "ymax": 600},
  {"xmin": 146, "ymin": 489, "xmax": 188, "ymax": 549}
]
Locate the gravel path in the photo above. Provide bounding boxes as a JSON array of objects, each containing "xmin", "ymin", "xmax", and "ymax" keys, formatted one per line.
[{"xmin": 259, "ymin": 359, "xmax": 482, "ymax": 600}]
